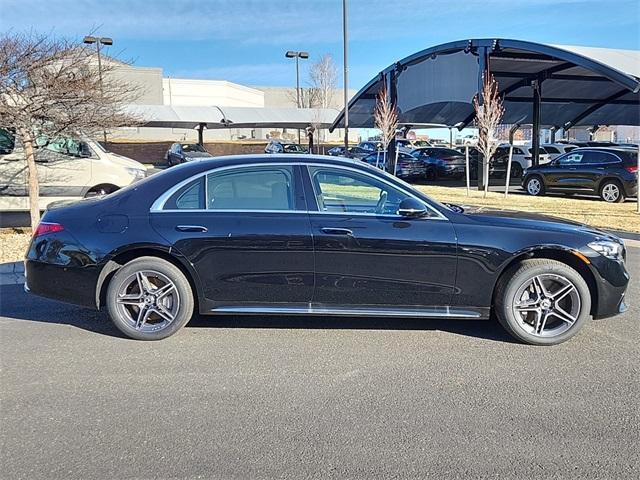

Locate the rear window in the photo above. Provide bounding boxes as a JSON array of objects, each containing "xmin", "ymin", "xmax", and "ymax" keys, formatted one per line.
[
  {"xmin": 207, "ymin": 166, "xmax": 295, "ymax": 211},
  {"xmin": 544, "ymin": 146, "xmax": 560, "ymax": 154},
  {"xmin": 616, "ymin": 150, "xmax": 638, "ymax": 166}
]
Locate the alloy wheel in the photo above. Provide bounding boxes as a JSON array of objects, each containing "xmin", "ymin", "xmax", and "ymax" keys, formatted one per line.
[
  {"xmin": 527, "ymin": 178, "xmax": 541, "ymax": 195},
  {"xmin": 512, "ymin": 274, "xmax": 581, "ymax": 337},
  {"xmin": 115, "ymin": 270, "xmax": 180, "ymax": 333},
  {"xmin": 601, "ymin": 183, "xmax": 620, "ymax": 202}
]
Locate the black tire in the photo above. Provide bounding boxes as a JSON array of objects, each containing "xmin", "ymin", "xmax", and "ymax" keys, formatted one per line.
[
  {"xmin": 425, "ymin": 167, "xmax": 437, "ymax": 181},
  {"xmin": 525, "ymin": 175, "xmax": 545, "ymax": 196},
  {"xmin": 599, "ymin": 179, "xmax": 625, "ymax": 203},
  {"xmin": 510, "ymin": 163, "xmax": 523, "ymax": 178},
  {"xmin": 106, "ymin": 256, "xmax": 194, "ymax": 340},
  {"xmin": 494, "ymin": 259, "xmax": 591, "ymax": 346}
]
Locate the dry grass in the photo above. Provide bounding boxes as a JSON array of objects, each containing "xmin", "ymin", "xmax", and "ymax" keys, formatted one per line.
[
  {"xmin": 1, "ymin": 228, "xmax": 31, "ymax": 264},
  {"xmin": 418, "ymin": 185, "xmax": 640, "ymax": 233},
  {"xmin": 1, "ymin": 189, "xmax": 638, "ymax": 264}
]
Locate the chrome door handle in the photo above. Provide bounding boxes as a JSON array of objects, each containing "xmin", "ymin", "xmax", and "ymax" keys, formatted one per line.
[
  {"xmin": 176, "ymin": 225, "xmax": 208, "ymax": 233},
  {"xmin": 321, "ymin": 227, "xmax": 353, "ymax": 236}
]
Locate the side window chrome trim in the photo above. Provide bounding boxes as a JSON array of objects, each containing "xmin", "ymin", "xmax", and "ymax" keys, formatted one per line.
[
  {"xmin": 150, "ymin": 161, "xmax": 448, "ymax": 221},
  {"xmin": 150, "ymin": 163, "xmax": 298, "ymax": 212}
]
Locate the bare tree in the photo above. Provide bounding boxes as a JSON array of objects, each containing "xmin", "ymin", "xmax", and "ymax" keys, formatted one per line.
[
  {"xmin": 309, "ymin": 55, "xmax": 337, "ymax": 148},
  {"xmin": 374, "ymin": 84, "xmax": 398, "ymax": 174},
  {"xmin": 473, "ymin": 73, "xmax": 504, "ymax": 197},
  {"xmin": 309, "ymin": 54, "xmax": 337, "ymax": 109},
  {"xmin": 0, "ymin": 32, "xmax": 139, "ymax": 227},
  {"xmin": 286, "ymin": 86, "xmax": 318, "ymax": 108}
]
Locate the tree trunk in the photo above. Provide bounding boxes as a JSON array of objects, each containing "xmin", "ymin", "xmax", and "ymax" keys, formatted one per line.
[
  {"xmin": 21, "ymin": 130, "xmax": 40, "ymax": 228},
  {"xmin": 483, "ymin": 154, "xmax": 490, "ymax": 198}
]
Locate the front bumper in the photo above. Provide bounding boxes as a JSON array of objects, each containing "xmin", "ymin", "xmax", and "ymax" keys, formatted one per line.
[{"xmin": 587, "ymin": 254, "xmax": 630, "ymax": 319}]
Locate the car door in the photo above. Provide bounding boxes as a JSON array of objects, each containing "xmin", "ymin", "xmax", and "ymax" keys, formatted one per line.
[
  {"xmin": 36, "ymin": 138, "xmax": 92, "ymax": 198},
  {"xmin": 303, "ymin": 164, "xmax": 457, "ymax": 309},
  {"xmin": 546, "ymin": 151, "xmax": 584, "ymax": 190},
  {"xmin": 150, "ymin": 163, "xmax": 315, "ymax": 307}
]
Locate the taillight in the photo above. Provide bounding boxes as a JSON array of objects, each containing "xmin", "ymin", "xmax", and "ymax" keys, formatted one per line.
[
  {"xmin": 625, "ymin": 165, "xmax": 638, "ymax": 174},
  {"xmin": 33, "ymin": 222, "xmax": 64, "ymax": 238}
]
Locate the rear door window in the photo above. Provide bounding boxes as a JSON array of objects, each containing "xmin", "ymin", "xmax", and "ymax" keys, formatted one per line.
[{"xmin": 207, "ymin": 166, "xmax": 295, "ymax": 211}]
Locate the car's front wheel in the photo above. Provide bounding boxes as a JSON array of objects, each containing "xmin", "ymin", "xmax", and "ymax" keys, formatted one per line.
[
  {"xmin": 495, "ymin": 259, "xmax": 591, "ymax": 345},
  {"xmin": 525, "ymin": 175, "xmax": 545, "ymax": 196},
  {"xmin": 107, "ymin": 256, "xmax": 194, "ymax": 340}
]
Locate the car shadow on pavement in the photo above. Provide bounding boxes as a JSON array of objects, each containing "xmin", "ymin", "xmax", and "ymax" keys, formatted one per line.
[
  {"xmin": 1, "ymin": 283, "xmax": 516, "ymax": 343},
  {"xmin": 186, "ymin": 313, "xmax": 517, "ymax": 343}
]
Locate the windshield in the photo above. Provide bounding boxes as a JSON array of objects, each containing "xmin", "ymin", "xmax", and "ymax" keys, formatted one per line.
[
  {"xmin": 284, "ymin": 144, "xmax": 305, "ymax": 153},
  {"xmin": 183, "ymin": 144, "xmax": 207, "ymax": 153}
]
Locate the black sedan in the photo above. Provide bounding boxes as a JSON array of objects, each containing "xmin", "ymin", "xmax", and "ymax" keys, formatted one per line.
[
  {"xmin": 361, "ymin": 151, "xmax": 427, "ymax": 180},
  {"xmin": 25, "ymin": 155, "xmax": 629, "ymax": 345},
  {"xmin": 522, "ymin": 147, "xmax": 638, "ymax": 202},
  {"xmin": 165, "ymin": 143, "xmax": 212, "ymax": 166},
  {"xmin": 410, "ymin": 147, "xmax": 467, "ymax": 180}
]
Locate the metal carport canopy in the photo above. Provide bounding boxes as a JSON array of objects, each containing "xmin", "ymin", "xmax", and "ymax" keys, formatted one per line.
[
  {"xmin": 123, "ymin": 105, "xmax": 340, "ymax": 129},
  {"xmin": 330, "ymin": 39, "xmax": 640, "ymax": 131}
]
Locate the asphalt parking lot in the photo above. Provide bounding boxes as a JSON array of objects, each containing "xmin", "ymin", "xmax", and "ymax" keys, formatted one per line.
[{"xmin": 1, "ymin": 248, "xmax": 639, "ymax": 479}]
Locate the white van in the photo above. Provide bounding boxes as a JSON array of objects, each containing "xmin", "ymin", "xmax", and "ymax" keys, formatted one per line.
[{"xmin": 0, "ymin": 136, "xmax": 147, "ymax": 211}]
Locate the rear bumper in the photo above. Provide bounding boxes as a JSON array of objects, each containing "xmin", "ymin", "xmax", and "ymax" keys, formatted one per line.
[{"xmin": 25, "ymin": 260, "xmax": 99, "ymax": 308}]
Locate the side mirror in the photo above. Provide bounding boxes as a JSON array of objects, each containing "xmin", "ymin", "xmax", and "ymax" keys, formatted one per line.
[{"xmin": 397, "ymin": 198, "xmax": 428, "ymax": 218}]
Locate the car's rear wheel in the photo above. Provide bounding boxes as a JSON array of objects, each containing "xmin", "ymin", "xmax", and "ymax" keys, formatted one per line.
[
  {"xmin": 495, "ymin": 259, "xmax": 591, "ymax": 345},
  {"xmin": 510, "ymin": 163, "xmax": 523, "ymax": 178},
  {"xmin": 525, "ymin": 175, "xmax": 545, "ymax": 196},
  {"xmin": 107, "ymin": 257, "xmax": 194, "ymax": 340},
  {"xmin": 599, "ymin": 180, "xmax": 624, "ymax": 203}
]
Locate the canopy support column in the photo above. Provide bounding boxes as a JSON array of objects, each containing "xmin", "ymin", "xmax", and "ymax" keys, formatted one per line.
[
  {"xmin": 477, "ymin": 46, "xmax": 489, "ymax": 190},
  {"xmin": 509, "ymin": 124, "xmax": 521, "ymax": 144},
  {"xmin": 197, "ymin": 123, "xmax": 206, "ymax": 145},
  {"xmin": 531, "ymin": 78, "xmax": 543, "ymax": 166},
  {"xmin": 387, "ymin": 69, "xmax": 398, "ymax": 175}
]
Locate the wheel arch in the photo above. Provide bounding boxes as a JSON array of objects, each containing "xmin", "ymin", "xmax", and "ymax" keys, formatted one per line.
[
  {"xmin": 83, "ymin": 183, "xmax": 120, "ymax": 197},
  {"xmin": 492, "ymin": 246, "xmax": 598, "ymax": 316},
  {"xmin": 95, "ymin": 245, "xmax": 201, "ymax": 312}
]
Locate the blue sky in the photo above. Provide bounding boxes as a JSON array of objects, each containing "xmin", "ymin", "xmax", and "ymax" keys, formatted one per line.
[{"xmin": 1, "ymin": 0, "xmax": 639, "ymax": 91}]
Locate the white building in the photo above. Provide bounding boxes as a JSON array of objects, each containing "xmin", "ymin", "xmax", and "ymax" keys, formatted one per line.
[{"xmin": 109, "ymin": 62, "xmax": 353, "ymax": 143}]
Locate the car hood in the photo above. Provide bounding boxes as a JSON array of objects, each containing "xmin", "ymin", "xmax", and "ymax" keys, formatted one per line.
[
  {"xmin": 105, "ymin": 152, "xmax": 146, "ymax": 170},
  {"xmin": 183, "ymin": 151, "xmax": 212, "ymax": 159},
  {"xmin": 456, "ymin": 205, "xmax": 615, "ymax": 238}
]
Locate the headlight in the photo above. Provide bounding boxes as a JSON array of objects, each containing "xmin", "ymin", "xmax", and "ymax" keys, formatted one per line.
[
  {"xmin": 126, "ymin": 168, "xmax": 146, "ymax": 180},
  {"xmin": 587, "ymin": 240, "xmax": 624, "ymax": 261}
]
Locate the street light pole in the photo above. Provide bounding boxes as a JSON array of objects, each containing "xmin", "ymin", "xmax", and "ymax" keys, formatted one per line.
[
  {"xmin": 83, "ymin": 36, "xmax": 113, "ymax": 145},
  {"xmin": 342, "ymin": 0, "xmax": 349, "ymax": 151},
  {"xmin": 295, "ymin": 55, "xmax": 300, "ymax": 108},
  {"xmin": 285, "ymin": 51, "xmax": 309, "ymax": 145}
]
